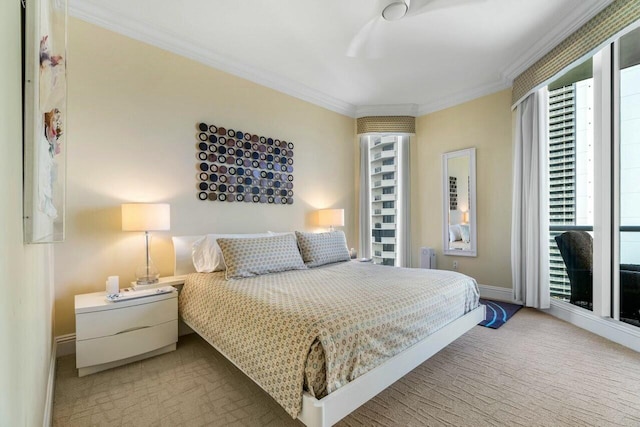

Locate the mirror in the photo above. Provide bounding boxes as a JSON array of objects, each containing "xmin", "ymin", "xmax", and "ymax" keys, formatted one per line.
[{"xmin": 442, "ymin": 148, "xmax": 477, "ymax": 257}]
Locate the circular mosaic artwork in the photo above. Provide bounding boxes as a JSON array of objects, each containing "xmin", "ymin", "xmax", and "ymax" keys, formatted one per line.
[{"xmin": 195, "ymin": 122, "xmax": 294, "ymax": 204}]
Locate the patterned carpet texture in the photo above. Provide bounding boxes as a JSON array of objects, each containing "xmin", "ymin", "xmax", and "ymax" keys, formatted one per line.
[{"xmin": 53, "ymin": 308, "xmax": 640, "ymax": 426}]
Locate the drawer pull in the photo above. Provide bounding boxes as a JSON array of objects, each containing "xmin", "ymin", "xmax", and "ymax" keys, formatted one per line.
[{"xmin": 116, "ymin": 325, "xmax": 152, "ymax": 335}]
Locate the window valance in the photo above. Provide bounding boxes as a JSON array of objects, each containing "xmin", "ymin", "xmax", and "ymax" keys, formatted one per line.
[
  {"xmin": 356, "ymin": 116, "xmax": 415, "ymax": 135},
  {"xmin": 512, "ymin": 0, "xmax": 640, "ymax": 106}
]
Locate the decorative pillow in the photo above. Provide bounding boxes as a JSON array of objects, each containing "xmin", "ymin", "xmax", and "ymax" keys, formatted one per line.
[
  {"xmin": 192, "ymin": 233, "xmax": 271, "ymax": 273},
  {"xmin": 459, "ymin": 224, "xmax": 470, "ymax": 243},
  {"xmin": 217, "ymin": 234, "xmax": 307, "ymax": 279},
  {"xmin": 449, "ymin": 224, "xmax": 462, "ymax": 242},
  {"xmin": 295, "ymin": 230, "xmax": 351, "ymax": 267}
]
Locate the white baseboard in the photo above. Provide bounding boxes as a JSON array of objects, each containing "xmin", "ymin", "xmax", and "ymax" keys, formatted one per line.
[
  {"xmin": 55, "ymin": 333, "xmax": 76, "ymax": 357},
  {"xmin": 477, "ymin": 284, "xmax": 520, "ymax": 304},
  {"xmin": 477, "ymin": 284, "xmax": 639, "ymax": 353},
  {"xmin": 544, "ymin": 299, "xmax": 640, "ymax": 353},
  {"xmin": 43, "ymin": 340, "xmax": 56, "ymax": 427}
]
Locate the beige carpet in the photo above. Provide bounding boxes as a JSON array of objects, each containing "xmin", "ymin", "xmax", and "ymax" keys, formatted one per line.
[{"xmin": 53, "ymin": 308, "xmax": 640, "ymax": 426}]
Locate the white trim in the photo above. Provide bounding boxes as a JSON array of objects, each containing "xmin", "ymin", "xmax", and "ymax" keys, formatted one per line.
[
  {"xmin": 544, "ymin": 299, "xmax": 640, "ymax": 353},
  {"xmin": 478, "ymin": 284, "xmax": 520, "ymax": 304},
  {"xmin": 501, "ymin": 0, "xmax": 612, "ymax": 81},
  {"xmin": 355, "ymin": 104, "xmax": 419, "ymax": 118},
  {"xmin": 298, "ymin": 306, "xmax": 485, "ymax": 427},
  {"xmin": 43, "ymin": 340, "xmax": 56, "ymax": 427},
  {"xmin": 612, "ymin": 39, "xmax": 621, "ymax": 320},
  {"xmin": 67, "ymin": 1, "xmax": 356, "ymax": 118},
  {"xmin": 593, "ymin": 47, "xmax": 613, "ymax": 318},
  {"xmin": 55, "ymin": 333, "xmax": 76, "ymax": 357},
  {"xmin": 68, "ymin": 0, "xmax": 610, "ymax": 119},
  {"xmin": 442, "ymin": 148, "xmax": 477, "ymax": 257},
  {"xmin": 418, "ymin": 79, "xmax": 511, "ymax": 116},
  {"xmin": 477, "ymin": 285, "xmax": 640, "ymax": 353}
]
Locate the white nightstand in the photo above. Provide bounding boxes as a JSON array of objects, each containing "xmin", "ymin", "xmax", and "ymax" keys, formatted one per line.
[{"xmin": 74, "ymin": 288, "xmax": 178, "ymax": 377}]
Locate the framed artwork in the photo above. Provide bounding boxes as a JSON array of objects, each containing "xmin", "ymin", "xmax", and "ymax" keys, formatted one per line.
[
  {"xmin": 23, "ymin": 0, "xmax": 67, "ymax": 243},
  {"xmin": 194, "ymin": 122, "xmax": 295, "ymax": 205}
]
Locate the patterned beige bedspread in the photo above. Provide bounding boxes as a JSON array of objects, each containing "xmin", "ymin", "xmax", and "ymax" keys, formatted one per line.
[{"xmin": 178, "ymin": 261, "xmax": 479, "ymax": 418}]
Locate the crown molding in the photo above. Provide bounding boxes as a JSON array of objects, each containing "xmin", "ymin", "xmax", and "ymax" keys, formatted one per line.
[
  {"xmin": 501, "ymin": 0, "xmax": 612, "ymax": 82},
  {"xmin": 417, "ymin": 78, "xmax": 511, "ymax": 117},
  {"xmin": 68, "ymin": 1, "xmax": 357, "ymax": 118},
  {"xmin": 69, "ymin": 0, "xmax": 611, "ymax": 122},
  {"xmin": 355, "ymin": 104, "xmax": 419, "ymax": 118}
]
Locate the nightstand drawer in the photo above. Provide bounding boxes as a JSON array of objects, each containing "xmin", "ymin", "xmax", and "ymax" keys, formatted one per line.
[
  {"xmin": 76, "ymin": 297, "xmax": 177, "ymax": 340},
  {"xmin": 76, "ymin": 319, "xmax": 178, "ymax": 368}
]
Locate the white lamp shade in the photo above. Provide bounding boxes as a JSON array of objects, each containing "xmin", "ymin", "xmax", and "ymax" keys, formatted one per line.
[
  {"xmin": 317, "ymin": 208, "xmax": 345, "ymax": 227},
  {"xmin": 121, "ymin": 203, "xmax": 170, "ymax": 231}
]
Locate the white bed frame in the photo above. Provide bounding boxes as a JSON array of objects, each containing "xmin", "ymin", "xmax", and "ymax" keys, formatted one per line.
[{"xmin": 172, "ymin": 236, "xmax": 485, "ymax": 427}]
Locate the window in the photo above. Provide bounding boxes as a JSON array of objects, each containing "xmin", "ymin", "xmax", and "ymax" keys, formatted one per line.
[
  {"xmin": 547, "ymin": 58, "xmax": 594, "ymax": 308},
  {"xmin": 617, "ymin": 26, "xmax": 640, "ymax": 327},
  {"xmin": 544, "ymin": 24, "xmax": 640, "ymax": 328},
  {"xmin": 367, "ymin": 135, "xmax": 405, "ymax": 266}
]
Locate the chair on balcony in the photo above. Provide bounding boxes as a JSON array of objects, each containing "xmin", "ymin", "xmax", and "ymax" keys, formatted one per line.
[
  {"xmin": 554, "ymin": 231, "xmax": 593, "ymax": 309},
  {"xmin": 620, "ymin": 264, "xmax": 640, "ymax": 324},
  {"xmin": 555, "ymin": 231, "xmax": 640, "ymax": 321}
]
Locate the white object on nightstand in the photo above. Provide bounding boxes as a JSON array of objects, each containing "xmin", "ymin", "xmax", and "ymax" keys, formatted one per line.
[{"xmin": 74, "ymin": 287, "xmax": 178, "ymax": 377}]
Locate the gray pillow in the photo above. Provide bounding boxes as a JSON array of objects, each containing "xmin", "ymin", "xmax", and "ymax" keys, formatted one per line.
[
  {"xmin": 217, "ymin": 234, "xmax": 306, "ymax": 279},
  {"xmin": 295, "ymin": 230, "xmax": 351, "ymax": 267}
]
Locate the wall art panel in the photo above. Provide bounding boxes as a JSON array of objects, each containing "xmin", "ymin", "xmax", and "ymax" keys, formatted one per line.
[{"xmin": 194, "ymin": 122, "xmax": 294, "ymax": 205}]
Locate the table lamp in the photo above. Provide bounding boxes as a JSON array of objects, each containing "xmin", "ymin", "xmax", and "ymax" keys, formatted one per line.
[
  {"xmin": 317, "ymin": 208, "xmax": 344, "ymax": 231},
  {"xmin": 121, "ymin": 203, "xmax": 170, "ymax": 289}
]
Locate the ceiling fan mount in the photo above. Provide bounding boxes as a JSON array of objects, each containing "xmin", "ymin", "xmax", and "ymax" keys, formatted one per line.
[
  {"xmin": 348, "ymin": 0, "xmax": 478, "ymax": 58},
  {"xmin": 381, "ymin": 1, "xmax": 410, "ymax": 21}
]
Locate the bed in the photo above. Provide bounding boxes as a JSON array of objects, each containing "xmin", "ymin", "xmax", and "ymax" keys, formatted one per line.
[{"xmin": 173, "ymin": 235, "xmax": 484, "ymax": 427}]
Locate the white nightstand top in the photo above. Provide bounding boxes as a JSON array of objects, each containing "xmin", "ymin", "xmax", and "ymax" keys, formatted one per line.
[
  {"xmin": 75, "ymin": 288, "xmax": 178, "ymax": 314},
  {"xmin": 131, "ymin": 275, "xmax": 188, "ymax": 289}
]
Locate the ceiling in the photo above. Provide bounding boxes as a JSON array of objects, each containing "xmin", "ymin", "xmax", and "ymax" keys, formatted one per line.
[{"xmin": 69, "ymin": 0, "xmax": 612, "ymax": 117}]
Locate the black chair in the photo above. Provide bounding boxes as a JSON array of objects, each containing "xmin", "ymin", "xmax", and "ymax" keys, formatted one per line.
[
  {"xmin": 620, "ymin": 264, "xmax": 640, "ymax": 323},
  {"xmin": 555, "ymin": 231, "xmax": 640, "ymax": 321},
  {"xmin": 554, "ymin": 231, "xmax": 593, "ymax": 308}
]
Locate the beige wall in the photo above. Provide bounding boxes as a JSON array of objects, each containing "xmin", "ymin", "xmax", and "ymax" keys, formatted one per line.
[
  {"xmin": 411, "ymin": 90, "xmax": 513, "ymax": 288},
  {"xmin": 0, "ymin": 1, "xmax": 55, "ymax": 425},
  {"xmin": 54, "ymin": 19, "xmax": 356, "ymax": 336}
]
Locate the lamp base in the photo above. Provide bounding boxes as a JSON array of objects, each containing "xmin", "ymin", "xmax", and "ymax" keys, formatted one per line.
[
  {"xmin": 132, "ymin": 277, "xmax": 160, "ymax": 291},
  {"xmin": 136, "ymin": 277, "xmax": 159, "ymax": 285}
]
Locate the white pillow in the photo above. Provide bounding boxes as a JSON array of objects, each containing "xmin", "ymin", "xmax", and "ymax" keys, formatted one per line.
[
  {"xmin": 192, "ymin": 233, "xmax": 271, "ymax": 272},
  {"xmin": 449, "ymin": 224, "xmax": 462, "ymax": 242},
  {"xmin": 459, "ymin": 224, "xmax": 470, "ymax": 243}
]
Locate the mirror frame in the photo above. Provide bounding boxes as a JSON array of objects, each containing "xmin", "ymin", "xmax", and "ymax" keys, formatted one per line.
[{"xmin": 442, "ymin": 148, "xmax": 477, "ymax": 257}]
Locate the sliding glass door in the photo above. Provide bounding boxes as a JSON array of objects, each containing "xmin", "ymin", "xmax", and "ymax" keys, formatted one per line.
[
  {"xmin": 546, "ymin": 22, "xmax": 640, "ymax": 328},
  {"xmin": 547, "ymin": 58, "xmax": 594, "ymax": 310},
  {"xmin": 617, "ymin": 26, "xmax": 640, "ymax": 326}
]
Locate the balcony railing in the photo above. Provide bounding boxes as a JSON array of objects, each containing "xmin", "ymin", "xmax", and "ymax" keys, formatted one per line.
[{"xmin": 549, "ymin": 225, "xmax": 640, "ymax": 232}]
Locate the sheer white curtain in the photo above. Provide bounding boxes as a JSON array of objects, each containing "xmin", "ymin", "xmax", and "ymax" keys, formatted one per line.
[
  {"xmin": 511, "ymin": 88, "xmax": 550, "ymax": 308},
  {"xmin": 358, "ymin": 136, "xmax": 371, "ymax": 259}
]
